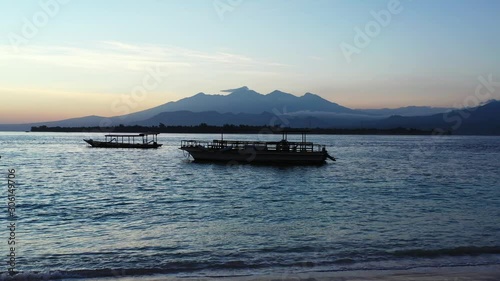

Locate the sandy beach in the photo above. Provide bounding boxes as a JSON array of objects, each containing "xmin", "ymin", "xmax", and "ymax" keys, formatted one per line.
[{"xmin": 82, "ymin": 265, "xmax": 500, "ymax": 281}]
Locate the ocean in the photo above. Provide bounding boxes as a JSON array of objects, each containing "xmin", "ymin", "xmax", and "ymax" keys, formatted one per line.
[{"xmin": 0, "ymin": 132, "xmax": 499, "ymax": 280}]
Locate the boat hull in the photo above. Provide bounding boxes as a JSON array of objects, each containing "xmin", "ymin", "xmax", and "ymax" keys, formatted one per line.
[
  {"xmin": 181, "ymin": 147, "xmax": 328, "ymax": 165},
  {"xmin": 84, "ymin": 139, "xmax": 162, "ymax": 149}
]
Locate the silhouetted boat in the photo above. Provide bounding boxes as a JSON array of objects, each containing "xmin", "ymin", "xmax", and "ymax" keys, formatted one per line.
[
  {"xmin": 180, "ymin": 132, "xmax": 335, "ymax": 165},
  {"xmin": 84, "ymin": 133, "xmax": 162, "ymax": 149}
]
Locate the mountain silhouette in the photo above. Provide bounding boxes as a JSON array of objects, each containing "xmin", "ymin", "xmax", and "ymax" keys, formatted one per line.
[
  {"xmin": 118, "ymin": 86, "xmax": 355, "ymax": 123},
  {"xmin": 374, "ymin": 100, "xmax": 500, "ymax": 135},
  {"xmin": 2, "ymin": 87, "xmax": 497, "ymax": 135},
  {"xmin": 359, "ymin": 106, "xmax": 454, "ymax": 117},
  {"xmin": 134, "ymin": 110, "xmax": 330, "ymax": 127}
]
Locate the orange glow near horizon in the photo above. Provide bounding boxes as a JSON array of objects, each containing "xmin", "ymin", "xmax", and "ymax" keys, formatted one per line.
[
  {"xmin": 0, "ymin": 85, "xmax": 467, "ymax": 124},
  {"xmin": 0, "ymin": 88, "xmax": 171, "ymax": 124}
]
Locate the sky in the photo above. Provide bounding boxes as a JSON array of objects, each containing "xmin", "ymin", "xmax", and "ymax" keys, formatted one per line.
[{"xmin": 1, "ymin": 0, "xmax": 499, "ymax": 123}]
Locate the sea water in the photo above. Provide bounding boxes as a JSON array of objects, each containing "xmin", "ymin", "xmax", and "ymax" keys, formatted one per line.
[{"xmin": 0, "ymin": 132, "xmax": 499, "ymax": 280}]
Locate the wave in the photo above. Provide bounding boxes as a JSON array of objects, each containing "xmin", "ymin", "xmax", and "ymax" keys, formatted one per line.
[
  {"xmin": 391, "ymin": 246, "xmax": 500, "ymax": 258},
  {"xmin": 2, "ymin": 246, "xmax": 500, "ymax": 280},
  {"xmin": 2, "ymin": 258, "xmax": 500, "ymax": 281},
  {"xmin": 0, "ymin": 264, "xmax": 255, "ymax": 281}
]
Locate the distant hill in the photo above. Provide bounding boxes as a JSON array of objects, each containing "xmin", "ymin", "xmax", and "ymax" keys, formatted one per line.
[
  {"xmin": 35, "ymin": 86, "xmax": 452, "ymax": 127},
  {"xmin": 359, "ymin": 106, "xmax": 453, "ymax": 117},
  {"xmin": 132, "ymin": 100, "xmax": 500, "ymax": 134},
  {"xmin": 3, "ymin": 87, "xmax": 499, "ymax": 135},
  {"xmin": 374, "ymin": 100, "xmax": 500, "ymax": 135},
  {"xmin": 0, "ymin": 87, "xmax": 369, "ymax": 130},
  {"xmin": 134, "ymin": 110, "xmax": 331, "ymax": 128}
]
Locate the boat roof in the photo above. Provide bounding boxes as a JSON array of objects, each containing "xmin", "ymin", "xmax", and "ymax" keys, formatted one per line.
[{"xmin": 104, "ymin": 133, "xmax": 160, "ymax": 137}]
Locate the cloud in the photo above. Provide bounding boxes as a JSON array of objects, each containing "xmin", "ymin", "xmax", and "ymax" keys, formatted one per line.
[
  {"xmin": 0, "ymin": 41, "xmax": 288, "ymax": 73},
  {"xmin": 0, "ymin": 44, "xmax": 190, "ymax": 71},
  {"xmin": 220, "ymin": 86, "xmax": 249, "ymax": 92}
]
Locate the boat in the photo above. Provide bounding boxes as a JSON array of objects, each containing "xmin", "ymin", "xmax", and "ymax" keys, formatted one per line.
[
  {"xmin": 84, "ymin": 133, "xmax": 162, "ymax": 149},
  {"xmin": 180, "ymin": 132, "xmax": 335, "ymax": 165}
]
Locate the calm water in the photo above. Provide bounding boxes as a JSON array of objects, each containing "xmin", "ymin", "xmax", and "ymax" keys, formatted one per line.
[{"xmin": 0, "ymin": 132, "xmax": 499, "ymax": 280}]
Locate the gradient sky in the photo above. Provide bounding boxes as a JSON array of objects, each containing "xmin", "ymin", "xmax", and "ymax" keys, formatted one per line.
[{"xmin": 1, "ymin": 0, "xmax": 499, "ymax": 123}]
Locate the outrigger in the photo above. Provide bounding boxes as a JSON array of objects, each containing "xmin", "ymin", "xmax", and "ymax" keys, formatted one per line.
[
  {"xmin": 180, "ymin": 131, "xmax": 335, "ymax": 165},
  {"xmin": 84, "ymin": 133, "xmax": 162, "ymax": 149}
]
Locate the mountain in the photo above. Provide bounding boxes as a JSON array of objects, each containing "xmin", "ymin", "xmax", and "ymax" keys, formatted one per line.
[
  {"xmin": 6, "ymin": 86, "xmax": 357, "ymax": 129},
  {"xmin": 0, "ymin": 87, "xmax": 362, "ymax": 130},
  {"xmin": 134, "ymin": 110, "xmax": 330, "ymax": 127},
  {"xmin": 120, "ymin": 86, "xmax": 355, "ymax": 122},
  {"xmin": 2, "ymin": 87, "xmax": 498, "ymax": 135},
  {"xmin": 374, "ymin": 100, "xmax": 500, "ymax": 135},
  {"xmin": 61, "ymin": 100, "xmax": 499, "ymax": 134}
]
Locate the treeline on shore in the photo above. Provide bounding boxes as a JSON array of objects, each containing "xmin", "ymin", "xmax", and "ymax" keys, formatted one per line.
[{"xmin": 31, "ymin": 123, "xmax": 445, "ymax": 135}]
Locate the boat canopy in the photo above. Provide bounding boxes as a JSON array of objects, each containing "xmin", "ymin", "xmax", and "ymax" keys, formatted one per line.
[
  {"xmin": 104, "ymin": 133, "xmax": 160, "ymax": 137},
  {"xmin": 103, "ymin": 133, "xmax": 160, "ymax": 144}
]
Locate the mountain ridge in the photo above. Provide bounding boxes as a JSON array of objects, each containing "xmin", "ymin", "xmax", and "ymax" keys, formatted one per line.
[{"xmin": 2, "ymin": 87, "xmax": 496, "ymax": 134}]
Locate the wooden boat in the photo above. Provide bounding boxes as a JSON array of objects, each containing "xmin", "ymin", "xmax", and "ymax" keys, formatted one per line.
[
  {"xmin": 180, "ymin": 132, "xmax": 335, "ymax": 165},
  {"xmin": 84, "ymin": 133, "xmax": 162, "ymax": 149}
]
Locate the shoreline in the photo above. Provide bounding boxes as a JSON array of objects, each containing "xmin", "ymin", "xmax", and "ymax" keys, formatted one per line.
[
  {"xmin": 29, "ymin": 125, "xmax": 439, "ymax": 136},
  {"xmin": 68, "ymin": 264, "xmax": 500, "ymax": 281}
]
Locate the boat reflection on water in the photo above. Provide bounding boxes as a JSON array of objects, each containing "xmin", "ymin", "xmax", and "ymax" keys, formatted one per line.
[{"xmin": 180, "ymin": 131, "xmax": 335, "ymax": 165}]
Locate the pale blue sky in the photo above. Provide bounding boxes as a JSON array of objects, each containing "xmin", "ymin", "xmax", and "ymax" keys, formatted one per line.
[{"xmin": 1, "ymin": 0, "xmax": 499, "ymax": 123}]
